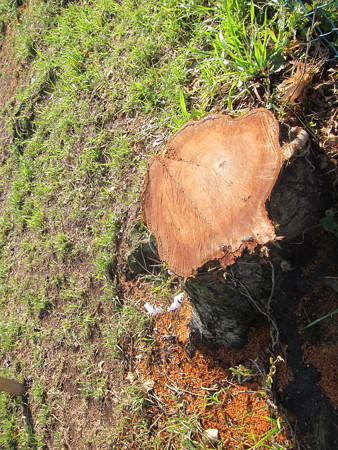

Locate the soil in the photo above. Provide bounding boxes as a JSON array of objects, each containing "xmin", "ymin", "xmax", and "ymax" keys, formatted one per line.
[
  {"xmin": 0, "ymin": 26, "xmax": 24, "ymax": 151},
  {"xmin": 271, "ymin": 229, "xmax": 338, "ymax": 449}
]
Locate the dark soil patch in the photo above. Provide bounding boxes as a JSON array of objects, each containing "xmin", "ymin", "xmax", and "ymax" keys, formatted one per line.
[{"xmin": 271, "ymin": 229, "xmax": 338, "ymax": 450}]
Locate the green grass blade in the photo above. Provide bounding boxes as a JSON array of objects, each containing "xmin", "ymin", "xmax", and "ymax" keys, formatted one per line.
[{"xmin": 304, "ymin": 308, "xmax": 338, "ymax": 329}]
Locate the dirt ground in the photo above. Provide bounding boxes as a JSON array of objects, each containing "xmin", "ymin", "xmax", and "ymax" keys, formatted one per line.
[{"xmin": 1, "ymin": 14, "xmax": 337, "ymax": 449}]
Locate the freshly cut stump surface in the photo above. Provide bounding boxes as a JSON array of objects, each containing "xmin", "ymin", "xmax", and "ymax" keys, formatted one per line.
[{"xmin": 141, "ymin": 108, "xmax": 283, "ymax": 278}]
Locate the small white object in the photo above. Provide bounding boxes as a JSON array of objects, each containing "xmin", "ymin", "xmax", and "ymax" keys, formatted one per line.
[
  {"xmin": 144, "ymin": 302, "xmax": 163, "ymax": 315},
  {"xmin": 202, "ymin": 428, "xmax": 219, "ymax": 444},
  {"xmin": 126, "ymin": 372, "xmax": 135, "ymax": 383},
  {"xmin": 280, "ymin": 258, "xmax": 293, "ymax": 272},
  {"xmin": 168, "ymin": 293, "xmax": 184, "ymax": 312},
  {"xmin": 143, "ymin": 379, "xmax": 155, "ymax": 391}
]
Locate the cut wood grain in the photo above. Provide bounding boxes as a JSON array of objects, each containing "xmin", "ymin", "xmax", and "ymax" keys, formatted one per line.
[{"xmin": 141, "ymin": 108, "xmax": 283, "ymax": 278}]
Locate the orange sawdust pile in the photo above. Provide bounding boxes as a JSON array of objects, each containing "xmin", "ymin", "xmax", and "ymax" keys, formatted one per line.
[{"xmin": 125, "ymin": 282, "xmax": 293, "ymax": 448}]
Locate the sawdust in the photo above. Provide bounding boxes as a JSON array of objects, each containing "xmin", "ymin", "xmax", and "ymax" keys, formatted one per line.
[{"xmin": 123, "ymin": 282, "xmax": 293, "ymax": 447}]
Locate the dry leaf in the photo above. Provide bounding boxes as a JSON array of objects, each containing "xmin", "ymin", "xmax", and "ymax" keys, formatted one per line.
[{"xmin": 279, "ymin": 60, "xmax": 321, "ymax": 105}]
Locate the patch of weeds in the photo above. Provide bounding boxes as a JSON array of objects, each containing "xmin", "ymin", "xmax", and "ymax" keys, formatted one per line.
[
  {"xmin": 190, "ymin": 0, "xmax": 305, "ymax": 109},
  {"xmin": 228, "ymin": 358, "xmax": 294, "ymax": 449},
  {"xmin": 0, "ymin": 380, "xmax": 46, "ymax": 448},
  {"xmin": 230, "ymin": 364, "xmax": 257, "ymax": 383},
  {"xmin": 13, "ymin": 1, "xmax": 63, "ymax": 64},
  {"xmin": 104, "ymin": 301, "xmax": 151, "ymax": 365},
  {"xmin": 52, "ymin": 232, "xmax": 73, "ymax": 259},
  {"xmin": 0, "ymin": 314, "xmax": 27, "ymax": 350},
  {"xmin": 30, "ymin": 380, "xmax": 52, "ymax": 435},
  {"xmin": 110, "ymin": 382, "xmax": 150, "ymax": 446},
  {"xmin": 140, "ymin": 258, "xmax": 178, "ymax": 297},
  {"xmin": 113, "ymin": 379, "xmax": 204, "ymax": 448},
  {"xmin": 0, "ymin": 0, "xmax": 21, "ymax": 37},
  {"xmin": 154, "ymin": 414, "xmax": 204, "ymax": 448},
  {"xmin": 0, "ymin": 392, "xmax": 34, "ymax": 449},
  {"xmin": 78, "ymin": 370, "xmax": 108, "ymax": 401},
  {"xmin": 243, "ymin": 415, "xmax": 293, "ymax": 449}
]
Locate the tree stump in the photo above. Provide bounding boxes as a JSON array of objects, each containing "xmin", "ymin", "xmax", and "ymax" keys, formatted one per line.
[{"xmin": 140, "ymin": 108, "xmax": 332, "ymax": 348}]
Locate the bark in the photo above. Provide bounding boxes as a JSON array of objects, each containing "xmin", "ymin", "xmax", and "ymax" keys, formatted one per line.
[{"xmin": 184, "ymin": 254, "xmax": 271, "ymax": 348}]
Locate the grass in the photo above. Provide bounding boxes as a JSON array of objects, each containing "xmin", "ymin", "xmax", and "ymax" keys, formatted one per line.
[
  {"xmin": 189, "ymin": 0, "xmax": 305, "ymax": 109},
  {"xmin": 0, "ymin": 0, "xmax": 336, "ymax": 447},
  {"xmin": 304, "ymin": 307, "xmax": 338, "ymax": 329}
]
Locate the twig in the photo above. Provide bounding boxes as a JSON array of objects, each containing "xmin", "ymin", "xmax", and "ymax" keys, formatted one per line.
[{"xmin": 165, "ymin": 383, "xmax": 204, "ymax": 397}]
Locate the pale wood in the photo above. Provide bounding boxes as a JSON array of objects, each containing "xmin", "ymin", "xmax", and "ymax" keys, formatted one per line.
[
  {"xmin": 0, "ymin": 376, "xmax": 25, "ymax": 395},
  {"xmin": 141, "ymin": 108, "xmax": 282, "ymax": 278}
]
